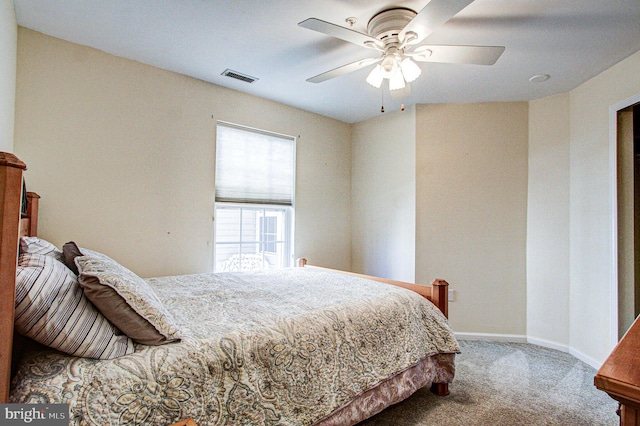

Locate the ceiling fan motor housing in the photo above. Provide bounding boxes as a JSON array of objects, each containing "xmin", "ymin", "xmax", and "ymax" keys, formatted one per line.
[{"xmin": 367, "ymin": 8, "xmax": 417, "ymax": 43}]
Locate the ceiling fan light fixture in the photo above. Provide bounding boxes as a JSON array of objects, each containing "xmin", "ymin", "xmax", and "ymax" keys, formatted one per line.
[
  {"xmin": 400, "ymin": 57, "xmax": 421, "ymax": 83},
  {"xmin": 366, "ymin": 65, "xmax": 384, "ymax": 88},
  {"xmin": 389, "ymin": 71, "xmax": 406, "ymax": 90},
  {"xmin": 380, "ymin": 54, "xmax": 398, "ymax": 78}
]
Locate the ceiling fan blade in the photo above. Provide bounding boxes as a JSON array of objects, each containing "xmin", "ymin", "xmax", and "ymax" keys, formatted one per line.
[
  {"xmin": 409, "ymin": 45, "xmax": 505, "ymax": 65},
  {"xmin": 400, "ymin": 0, "xmax": 475, "ymax": 45},
  {"xmin": 299, "ymin": 18, "xmax": 384, "ymax": 50},
  {"xmin": 307, "ymin": 58, "xmax": 381, "ymax": 83}
]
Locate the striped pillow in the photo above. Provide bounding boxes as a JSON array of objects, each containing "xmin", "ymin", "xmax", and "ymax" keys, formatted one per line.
[
  {"xmin": 19, "ymin": 236, "xmax": 65, "ymax": 264},
  {"xmin": 15, "ymin": 253, "xmax": 135, "ymax": 359}
]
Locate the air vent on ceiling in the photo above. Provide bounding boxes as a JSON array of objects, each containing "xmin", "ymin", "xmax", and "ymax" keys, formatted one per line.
[{"xmin": 221, "ymin": 69, "xmax": 258, "ymax": 84}]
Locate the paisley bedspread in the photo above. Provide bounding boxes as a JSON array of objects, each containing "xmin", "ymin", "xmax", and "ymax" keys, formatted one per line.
[{"xmin": 10, "ymin": 268, "xmax": 460, "ymax": 425}]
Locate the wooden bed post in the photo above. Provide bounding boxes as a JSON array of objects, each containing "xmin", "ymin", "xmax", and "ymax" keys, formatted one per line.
[
  {"xmin": 25, "ymin": 192, "xmax": 40, "ymax": 237},
  {"xmin": 428, "ymin": 280, "xmax": 450, "ymax": 396},
  {"xmin": 430, "ymin": 279, "xmax": 449, "ymax": 318},
  {"xmin": 0, "ymin": 152, "xmax": 26, "ymax": 403}
]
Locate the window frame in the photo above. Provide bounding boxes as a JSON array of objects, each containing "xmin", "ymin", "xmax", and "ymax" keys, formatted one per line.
[
  {"xmin": 213, "ymin": 202, "xmax": 294, "ymax": 272},
  {"xmin": 213, "ymin": 121, "xmax": 296, "ymax": 272}
]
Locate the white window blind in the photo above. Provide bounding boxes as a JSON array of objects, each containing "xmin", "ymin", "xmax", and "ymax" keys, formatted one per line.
[{"xmin": 215, "ymin": 123, "xmax": 295, "ymax": 205}]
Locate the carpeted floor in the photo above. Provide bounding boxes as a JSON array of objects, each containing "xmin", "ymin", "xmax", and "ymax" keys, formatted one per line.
[{"xmin": 358, "ymin": 340, "xmax": 619, "ymax": 425}]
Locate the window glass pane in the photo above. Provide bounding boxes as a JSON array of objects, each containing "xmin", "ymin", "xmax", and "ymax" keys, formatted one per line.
[
  {"xmin": 260, "ymin": 216, "xmax": 277, "ymax": 253},
  {"xmin": 215, "ymin": 208, "xmax": 241, "ymax": 244},
  {"xmin": 214, "ymin": 205, "xmax": 290, "ymax": 272},
  {"xmin": 216, "ymin": 242, "xmax": 262, "ymax": 272},
  {"xmin": 215, "ymin": 243, "xmax": 241, "ymax": 270},
  {"xmin": 241, "ymin": 208, "xmax": 258, "ymax": 243}
]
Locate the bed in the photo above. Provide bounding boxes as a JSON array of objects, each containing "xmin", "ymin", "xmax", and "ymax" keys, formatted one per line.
[{"xmin": 0, "ymin": 152, "xmax": 459, "ymax": 425}]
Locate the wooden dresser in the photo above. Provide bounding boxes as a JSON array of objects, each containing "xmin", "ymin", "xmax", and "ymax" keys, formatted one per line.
[{"xmin": 595, "ymin": 315, "xmax": 640, "ymax": 425}]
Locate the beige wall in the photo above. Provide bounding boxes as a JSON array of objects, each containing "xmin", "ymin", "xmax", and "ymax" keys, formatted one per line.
[
  {"xmin": 0, "ymin": 2, "xmax": 16, "ymax": 152},
  {"xmin": 527, "ymin": 93, "xmax": 570, "ymax": 349},
  {"xmin": 568, "ymin": 50, "xmax": 640, "ymax": 364},
  {"xmin": 351, "ymin": 106, "xmax": 416, "ymax": 282},
  {"xmin": 353, "ymin": 102, "xmax": 531, "ymax": 337},
  {"xmin": 14, "ymin": 28, "xmax": 352, "ymax": 277},
  {"xmin": 526, "ymin": 50, "xmax": 640, "ymax": 366},
  {"xmin": 415, "ymin": 102, "xmax": 529, "ymax": 335}
]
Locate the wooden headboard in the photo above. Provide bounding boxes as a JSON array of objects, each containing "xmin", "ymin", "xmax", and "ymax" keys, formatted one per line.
[{"xmin": 0, "ymin": 152, "xmax": 39, "ymax": 403}]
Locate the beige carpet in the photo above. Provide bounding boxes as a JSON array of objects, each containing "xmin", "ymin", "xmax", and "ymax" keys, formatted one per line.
[{"xmin": 359, "ymin": 340, "xmax": 618, "ymax": 425}]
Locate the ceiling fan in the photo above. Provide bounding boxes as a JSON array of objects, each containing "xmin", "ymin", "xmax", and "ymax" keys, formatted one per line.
[{"xmin": 298, "ymin": 0, "xmax": 505, "ymax": 91}]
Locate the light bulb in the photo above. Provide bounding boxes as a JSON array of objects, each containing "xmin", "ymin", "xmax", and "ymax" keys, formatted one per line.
[
  {"xmin": 366, "ymin": 65, "xmax": 383, "ymax": 88},
  {"xmin": 380, "ymin": 55, "xmax": 397, "ymax": 78},
  {"xmin": 389, "ymin": 71, "xmax": 406, "ymax": 90},
  {"xmin": 400, "ymin": 57, "xmax": 421, "ymax": 83}
]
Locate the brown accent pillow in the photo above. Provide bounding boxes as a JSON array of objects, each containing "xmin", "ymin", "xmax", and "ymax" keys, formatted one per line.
[
  {"xmin": 62, "ymin": 241, "xmax": 84, "ymax": 275},
  {"xmin": 68, "ymin": 243, "xmax": 181, "ymax": 346},
  {"xmin": 80, "ymin": 273, "xmax": 174, "ymax": 345}
]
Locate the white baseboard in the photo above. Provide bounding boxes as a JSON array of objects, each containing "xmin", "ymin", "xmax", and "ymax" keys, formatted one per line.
[
  {"xmin": 568, "ymin": 347, "xmax": 602, "ymax": 370},
  {"xmin": 455, "ymin": 333, "xmax": 602, "ymax": 370},
  {"xmin": 455, "ymin": 332, "xmax": 527, "ymax": 343},
  {"xmin": 525, "ymin": 336, "xmax": 600, "ymax": 369},
  {"xmin": 526, "ymin": 336, "xmax": 570, "ymax": 354}
]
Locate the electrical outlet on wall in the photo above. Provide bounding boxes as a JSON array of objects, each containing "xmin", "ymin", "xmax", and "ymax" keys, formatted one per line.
[{"xmin": 448, "ymin": 289, "xmax": 455, "ymax": 302}]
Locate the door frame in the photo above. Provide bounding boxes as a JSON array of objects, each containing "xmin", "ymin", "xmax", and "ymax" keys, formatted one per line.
[{"xmin": 610, "ymin": 92, "xmax": 640, "ymax": 347}]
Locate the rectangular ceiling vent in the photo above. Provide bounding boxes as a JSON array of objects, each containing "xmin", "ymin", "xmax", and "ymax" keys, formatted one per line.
[{"xmin": 221, "ymin": 69, "xmax": 258, "ymax": 84}]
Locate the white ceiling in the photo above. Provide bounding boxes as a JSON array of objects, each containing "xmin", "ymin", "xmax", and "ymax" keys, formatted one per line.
[{"xmin": 13, "ymin": 0, "xmax": 640, "ymax": 123}]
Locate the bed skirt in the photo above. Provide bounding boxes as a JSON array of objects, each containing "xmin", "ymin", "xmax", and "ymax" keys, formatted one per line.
[{"xmin": 317, "ymin": 353, "xmax": 456, "ymax": 425}]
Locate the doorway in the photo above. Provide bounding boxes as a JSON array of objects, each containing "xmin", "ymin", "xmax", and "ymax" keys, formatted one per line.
[{"xmin": 618, "ymin": 103, "xmax": 640, "ymax": 338}]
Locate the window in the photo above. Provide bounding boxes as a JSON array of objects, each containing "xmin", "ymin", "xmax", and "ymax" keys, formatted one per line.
[
  {"xmin": 259, "ymin": 215, "xmax": 277, "ymax": 254},
  {"xmin": 214, "ymin": 122, "xmax": 295, "ymax": 272}
]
